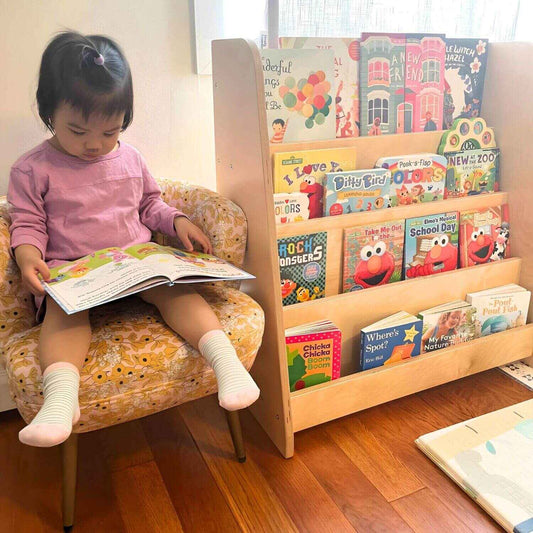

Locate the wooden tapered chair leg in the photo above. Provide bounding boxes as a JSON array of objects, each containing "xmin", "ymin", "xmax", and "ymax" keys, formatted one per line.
[
  {"xmin": 224, "ymin": 409, "xmax": 246, "ymax": 463},
  {"xmin": 61, "ymin": 433, "xmax": 79, "ymax": 530}
]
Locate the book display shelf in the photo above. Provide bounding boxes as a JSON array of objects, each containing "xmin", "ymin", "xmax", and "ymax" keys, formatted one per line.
[{"xmin": 212, "ymin": 39, "xmax": 533, "ymax": 458}]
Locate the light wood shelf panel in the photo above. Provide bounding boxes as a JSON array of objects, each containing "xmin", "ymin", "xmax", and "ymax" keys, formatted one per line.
[
  {"xmin": 284, "ymin": 258, "xmax": 522, "ymax": 376},
  {"xmin": 290, "ymin": 324, "xmax": 533, "ymax": 432}
]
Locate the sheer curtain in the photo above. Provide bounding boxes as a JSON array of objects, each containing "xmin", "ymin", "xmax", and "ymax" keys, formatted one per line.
[{"xmin": 278, "ymin": 0, "xmax": 524, "ymax": 41}]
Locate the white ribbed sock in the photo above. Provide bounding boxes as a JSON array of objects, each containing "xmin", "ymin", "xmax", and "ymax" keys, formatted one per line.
[
  {"xmin": 18, "ymin": 362, "xmax": 80, "ymax": 447},
  {"xmin": 198, "ymin": 330, "xmax": 260, "ymax": 411}
]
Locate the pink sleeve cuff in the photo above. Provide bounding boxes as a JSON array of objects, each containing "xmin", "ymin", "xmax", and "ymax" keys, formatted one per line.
[{"xmin": 10, "ymin": 233, "xmax": 46, "ymax": 260}]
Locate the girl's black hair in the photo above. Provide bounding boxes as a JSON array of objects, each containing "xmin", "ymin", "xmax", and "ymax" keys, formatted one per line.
[{"xmin": 37, "ymin": 30, "xmax": 133, "ymax": 133}]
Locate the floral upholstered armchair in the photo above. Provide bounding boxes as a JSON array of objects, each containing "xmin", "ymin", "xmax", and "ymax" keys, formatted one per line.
[{"xmin": 0, "ymin": 178, "xmax": 265, "ymax": 528}]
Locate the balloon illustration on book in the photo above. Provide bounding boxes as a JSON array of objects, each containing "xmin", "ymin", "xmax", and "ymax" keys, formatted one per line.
[{"xmin": 278, "ymin": 71, "xmax": 332, "ymax": 129}]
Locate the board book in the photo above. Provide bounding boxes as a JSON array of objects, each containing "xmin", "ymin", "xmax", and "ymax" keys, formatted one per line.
[
  {"xmin": 272, "ymin": 147, "xmax": 357, "ymax": 219},
  {"xmin": 467, "ymin": 284, "xmax": 531, "ymax": 337},
  {"xmin": 279, "ymin": 37, "xmax": 360, "ymax": 138},
  {"xmin": 376, "ymin": 153, "xmax": 446, "ymax": 207},
  {"xmin": 459, "ymin": 204, "xmax": 510, "ymax": 267},
  {"xmin": 404, "ymin": 211, "xmax": 459, "ymax": 279},
  {"xmin": 260, "ymin": 48, "xmax": 336, "ymax": 144},
  {"xmin": 273, "ymin": 192, "xmax": 310, "ymax": 224},
  {"xmin": 443, "ymin": 38, "xmax": 489, "ymax": 129},
  {"xmin": 342, "ymin": 220, "xmax": 404, "ymax": 292},
  {"xmin": 278, "ymin": 232, "xmax": 327, "ymax": 306},
  {"xmin": 415, "ymin": 399, "xmax": 533, "ymax": 533},
  {"xmin": 324, "ymin": 168, "xmax": 391, "ymax": 216},
  {"xmin": 438, "ymin": 117, "xmax": 496, "ymax": 154},
  {"xmin": 418, "ymin": 300, "xmax": 476, "ymax": 353},
  {"xmin": 360, "ymin": 311, "xmax": 422, "ymax": 370},
  {"xmin": 43, "ymin": 244, "xmax": 254, "ymax": 314},
  {"xmin": 445, "ymin": 148, "xmax": 500, "ymax": 198},
  {"xmin": 285, "ymin": 319, "xmax": 341, "ymax": 391}
]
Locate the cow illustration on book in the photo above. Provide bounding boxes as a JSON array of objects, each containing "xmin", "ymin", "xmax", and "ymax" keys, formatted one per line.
[
  {"xmin": 490, "ymin": 222, "xmax": 510, "ymax": 261},
  {"xmin": 406, "ymin": 234, "xmax": 458, "ymax": 278}
]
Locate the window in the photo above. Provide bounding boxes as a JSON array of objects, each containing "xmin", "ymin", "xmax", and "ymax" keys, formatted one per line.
[
  {"xmin": 369, "ymin": 59, "xmax": 390, "ymax": 84},
  {"xmin": 368, "ymin": 94, "xmax": 389, "ymax": 125},
  {"xmin": 422, "ymin": 59, "xmax": 440, "ymax": 83},
  {"xmin": 421, "ymin": 92, "xmax": 439, "ymax": 120}
]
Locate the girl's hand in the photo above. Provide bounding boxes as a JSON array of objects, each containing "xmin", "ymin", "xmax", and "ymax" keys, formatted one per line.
[
  {"xmin": 14, "ymin": 244, "xmax": 50, "ymax": 297},
  {"xmin": 173, "ymin": 216, "xmax": 213, "ymax": 255}
]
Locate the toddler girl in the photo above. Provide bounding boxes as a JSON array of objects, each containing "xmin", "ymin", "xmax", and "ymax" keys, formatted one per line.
[{"xmin": 8, "ymin": 31, "xmax": 260, "ymax": 447}]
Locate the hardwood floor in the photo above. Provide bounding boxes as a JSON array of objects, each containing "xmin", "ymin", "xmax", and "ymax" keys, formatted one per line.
[{"xmin": 0, "ymin": 369, "xmax": 531, "ymax": 532}]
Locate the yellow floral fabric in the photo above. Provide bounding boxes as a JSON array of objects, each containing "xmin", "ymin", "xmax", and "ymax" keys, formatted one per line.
[{"xmin": 0, "ymin": 182, "xmax": 263, "ymax": 433}]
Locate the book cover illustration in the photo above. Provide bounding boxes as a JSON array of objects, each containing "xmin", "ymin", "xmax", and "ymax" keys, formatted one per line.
[
  {"xmin": 459, "ymin": 205, "xmax": 510, "ymax": 267},
  {"xmin": 272, "ymin": 147, "xmax": 357, "ymax": 219},
  {"xmin": 443, "ymin": 38, "xmax": 488, "ymax": 129},
  {"xmin": 280, "ymin": 37, "xmax": 360, "ymax": 138},
  {"xmin": 278, "ymin": 232, "xmax": 327, "ymax": 306},
  {"xmin": 445, "ymin": 148, "xmax": 500, "ymax": 198},
  {"xmin": 273, "ymin": 192, "xmax": 310, "ymax": 224},
  {"xmin": 419, "ymin": 302, "xmax": 476, "ymax": 353},
  {"xmin": 261, "ymin": 49, "xmax": 336, "ymax": 144},
  {"xmin": 404, "ymin": 211, "xmax": 459, "ymax": 278},
  {"xmin": 376, "ymin": 153, "xmax": 446, "ymax": 206},
  {"xmin": 343, "ymin": 220, "xmax": 404, "ymax": 292},
  {"xmin": 467, "ymin": 285, "xmax": 530, "ymax": 337},
  {"xmin": 285, "ymin": 320, "xmax": 341, "ymax": 391},
  {"xmin": 324, "ymin": 168, "xmax": 391, "ymax": 216},
  {"xmin": 360, "ymin": 33, "xmax": 406, "ymax": 136},
  {"xmin": 438, "ymin": 117, "xmax": 496, "ymax": 154},
  {"xmin": 360, "ymin": 312, "xmax": 422, "ymax": 370},
  {"xmin": 404, "ymin": 34, "xmax": 446, "ymax": 133}
]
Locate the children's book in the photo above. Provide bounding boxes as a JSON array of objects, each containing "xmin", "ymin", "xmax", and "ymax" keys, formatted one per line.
[
  {"xmin": 343, "ymin": 220, "xmax": 404, "ymax": 292},
  {"xmin": 438, "ymin": 117, "xmax": 496, "ymax": 154},
  {"xmin": 285, "ymin": 319, "xmax": 341, "ymax": 391},
  {"xmin": 278, "ymin": 232, "xmax": 327, "ymax": 306},
  {"xmin": 467, "ymin": 284, "xmax": 530, "ymax": 337},
  {"xmin": 260, "ymin": 49, "xmax": 336, "ymax": 144},
  {"xmin": 43, "ymin": 244, "xmax": 255, "ymax": 315},
  {"xmin": 404, "ymin": 211, "xmax": 459, "ymax": 279},
  {"xmin": 324, "ymin": 168, "xmax": 391, "ymax": 216},
  {"xmin": 360, "ymin": 33, "xmax": 406, "ymax": 135},
  {"xmin": 416, "ymin": 399, "xmax": 533, "ymax": 533},
  {"xmin": 273, "ymin": 192, "xmax": 310, "ymax": 224},
  {"xmin": 360, "ymin": 311, "xmax": 422, "ymax": 370},
  {"xmin": 443, "ymin": 38, "xmax": 489, "ymax": 129},
  {"xmin": 445, "ymin": 148, "xmax": 500, "ymax": 198},
  {"xmin": 280, "ymin": 37, "xmax": 360, "ymax": 138},
  {"xmin": 418, "ymin": 300, "xmax": 476, "ymax": 353},
  {"xmin": 405, "ymin": 34, "xmax": 446, "ymax": 133},
  {"xmin": 459, "ymin": 205, "xmax": 510, "ymax": 267},
  {"xmin": 376, "ymin": 153, "xmax": 447, "ymax": 206},
  {"xmin": 272, "ymin": 147, "xmax": 357, "ymax": 219}
]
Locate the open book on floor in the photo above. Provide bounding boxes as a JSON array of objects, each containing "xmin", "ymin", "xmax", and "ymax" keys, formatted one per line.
[{"xmin": 43, "ymin": 243, "xmax": 255, "ymax": 314}]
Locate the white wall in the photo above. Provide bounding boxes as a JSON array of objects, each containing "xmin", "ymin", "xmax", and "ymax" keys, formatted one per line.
[{"xmin": 0, "ymin": 0, "xmax": 216, "ymax": 194}]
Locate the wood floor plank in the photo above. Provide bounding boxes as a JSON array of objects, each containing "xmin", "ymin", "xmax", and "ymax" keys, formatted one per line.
[
  {"xmin": 355, "ymin": 394, "xmax": 503, "ymax": 532},
  {"xmin": 239, "ymin": 409, "xmax": 356, "ymax": 533},
  {"xmin": 391, "ymin": 488, "xmax": 474, "ymax": 533},
  {"xmin": 179, "ymin": 396, "xmax": 298, "ymax": 533},
  {"xmin": 112, "ymin": 460, "xmax": 184, "ymax": 532},
  {"xmin": 295, "ymin": 426, "xmax": 413, "ymax": 533},
  {"xmin": 141, "ymin": 407, "xmax": 240, "ymax": 533},
  {"xmin": 326, "ymin": 415, "xmax": 424, "ymax": 502}
]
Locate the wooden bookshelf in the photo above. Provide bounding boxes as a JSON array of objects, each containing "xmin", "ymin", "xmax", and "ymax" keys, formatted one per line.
[{"xmin": 212, "ymin": 39, "xmax": 533, "ymax": 458}]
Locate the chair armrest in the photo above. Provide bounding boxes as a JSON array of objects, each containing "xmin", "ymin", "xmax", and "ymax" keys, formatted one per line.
[
  {"xmin": 0, "ymin": 198, "xmax": 36, "ymax": 355},
  {"xmin": 155, "ymin": 179, "xmax": 247, "ymax": 269}
]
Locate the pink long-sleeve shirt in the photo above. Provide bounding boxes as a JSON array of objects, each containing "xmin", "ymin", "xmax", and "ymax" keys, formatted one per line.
[{"xmin": 7, "ymin": 140, "xmax": 185, "ymax": 267}]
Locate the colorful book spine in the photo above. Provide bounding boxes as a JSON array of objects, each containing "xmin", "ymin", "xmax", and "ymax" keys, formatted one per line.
[
  {"xmin": 280, "ymin": 37, "xmax": 360, "ymax": 138},
  {"xmin": 444, "ymin": 38, "xmax": 489, "ymax": 129},
  {"xmin": 376, "ymin": 153, "xmax": 447, "ymax": 206},
  {"xmin": 286, "ymin": 329, "xmax": 341, "ymax": 391},
  {"xmin": 459, "ymin": 205, "xmax": 510, "ymax": 267},
  {"xmin": 278, "ymin": 232, "xmax": 327, "ymax": 306},
  {"xmin": 405, "ymin": 34, "xmax": 446, "ymax": 133},
  {"xmin": 343, "ymin": 220, "xmax": 404, "ymax": 292},
  {"xmin": 404, "ymin": 211, "xmax": 459, "ymax": 279},
  {"xmin": 324, "ymin": 168, "xmax": 391, "ymax": 216},
  {"xmin": 360, "ymin": 33, "xmax": 405, "ymax": 135},
  {"xmin": 360, "ymin": 319, "xmax": 422, "ymax": 370}
]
